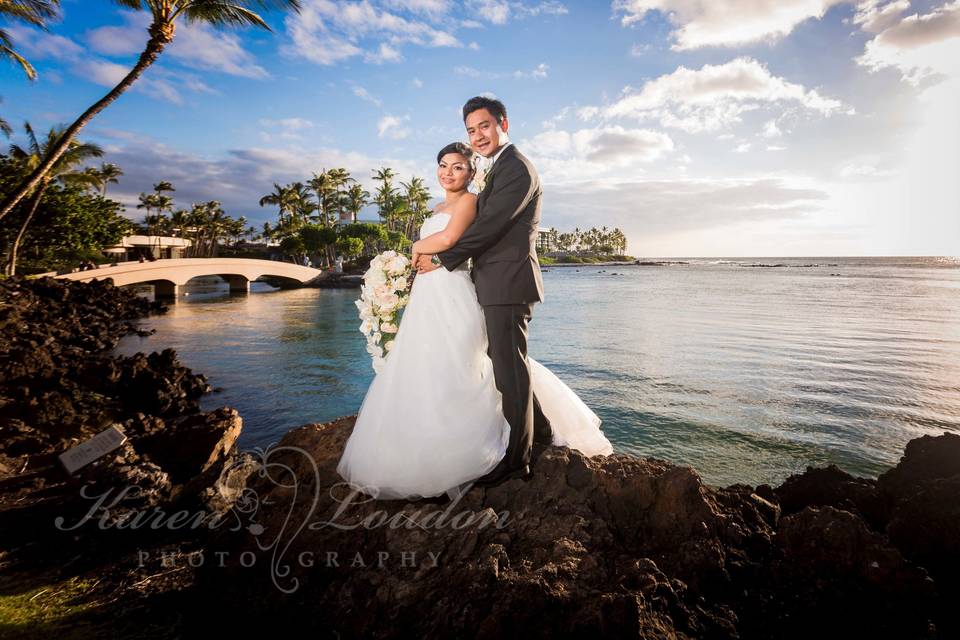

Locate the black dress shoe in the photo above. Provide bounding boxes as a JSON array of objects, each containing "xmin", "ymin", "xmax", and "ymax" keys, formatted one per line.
[{"xmin": 474, "ymin": 461, "xmax": 532, "ymax": 487}]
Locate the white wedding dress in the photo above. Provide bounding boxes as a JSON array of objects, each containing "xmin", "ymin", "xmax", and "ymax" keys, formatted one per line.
[{"xmin": 336, "ymin": 212, "xmax": 613, "ymax": 500}]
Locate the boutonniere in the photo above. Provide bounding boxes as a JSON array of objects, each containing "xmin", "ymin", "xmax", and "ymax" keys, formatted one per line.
[
  {"xmin": 472, "ymin": 167, "xmax": 488, "ymax": 193},
  {"xmin": 471, "ymin": 154, "xmax": 491, "ymax": 193}
]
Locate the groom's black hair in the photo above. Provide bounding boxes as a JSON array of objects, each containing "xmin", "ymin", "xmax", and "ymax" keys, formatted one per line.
[
  {"xmin": 462, "ymin": 96, "xmax": 507, "ymax": 125},
  {"xmin": 437, "ymin": 142, "xmax": 474, "ymax": 165}
]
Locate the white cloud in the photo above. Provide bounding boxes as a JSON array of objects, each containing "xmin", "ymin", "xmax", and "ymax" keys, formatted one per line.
[
  {"xmin": 766, "ymin": 144, "xmax": 786, "ymax": 151},
  {"xmin": 612, "ymin": 0, "xmax": 845, "ymax": 49},
  {"xmin": 455, "ymin": 62, "xmax": 549, "ymax": 79},
  {"xmin": 365, "ymin": 42, "xmax": 404, "ymax": 63},
  {"xmin": 857, "ymin": 1, "xmax": 960, "ymax": 84},
  {"xmin": 470, "ymin": 0, "xmax": 511, "ymax": 24},
  {"xmin": 522, "ymin": 125, "xmax": 674, "ymax": 181},
  {"xmin": 412, "ymin": 77, "xmax": 424, "ymax": 88},
  {"xmin": 378, "ymin": 114, "xmax": 411, "ymax": 138},
  {"xmin": 86, "ymin": 12, "xmax": 268, "ymax": 79},
  {"xmin": 260, "ymin": 117, "xmax": 316, "ymax": 130},
  {"xmin": 733, "ymin": 142, "xmax": 751, "ymax": 153},
  {"xmin": 465, "ymin": 0, "xmax": 565, "ymax": 24},
  {"xmin": 353, "ymin": 85, "xmax": 384, "ymax": 107},
  {"xmin": 580, "ymin": 57, "xmax": 849, "ymax": 133},
  {"xmin": 852, "ymin": 0, "xmax": 911, "ymax": 33},
  {"xmin": 515, "ymin": 1, "xmax": 569, "ymax": 18},
  {"xmin": 258, "ymin": 118, "xmax": 316, "ymax": 142},
  {"xmin": 382, "ymin": 0, "xmax": 452, "ymax": 17},
  {"xmin": 11, "ymin": 27, "xmax": 217, "ymax": 107},
  {"xmin": 762, "ymin": 119, "xmax": 782, "ymax": 137},
  {"xmin": 77, "ymin": 60, "xmax": 184, "ymax": 105},
  {"xmin": 6, "ymin": 25, "xmax": 84, "ymax": 61},
  {"xmin": 283, "ymin": 0, "xmax": 460, "ymax": 66},
  {"xmin": 517, "ymin": 62, "xmax": 549, "ymax": 79},
  {"xmin": 281, "ymin": 3, "xmax": 363, "ymax": 65}
]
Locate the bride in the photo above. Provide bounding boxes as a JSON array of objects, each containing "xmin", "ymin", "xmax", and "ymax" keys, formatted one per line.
[{"xmin": 335, "ymin": 142, "xmax": 613, "ymax": 500}]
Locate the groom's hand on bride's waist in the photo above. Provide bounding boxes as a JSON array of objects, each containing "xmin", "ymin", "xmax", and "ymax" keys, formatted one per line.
[{"xmin": 415, "ymin": 254, "xmax": 440, "ymax": 274}]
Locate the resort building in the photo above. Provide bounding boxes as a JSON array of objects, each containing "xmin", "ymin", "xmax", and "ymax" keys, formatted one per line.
[
  {"xmin": 103, "ymin": 235, "xmax": 192, "ymax": 262},
  {"xmin": 536, "ymin": 227, "xmax": 556, "ymax": 254}
]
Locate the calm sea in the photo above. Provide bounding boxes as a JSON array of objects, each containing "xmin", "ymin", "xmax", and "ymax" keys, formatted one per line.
[{"xmin": 114, "ymin": 256, "xmax": 960, "ymax": 487}]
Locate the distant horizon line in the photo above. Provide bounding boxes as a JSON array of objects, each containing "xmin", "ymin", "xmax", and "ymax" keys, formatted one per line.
[{"xmin": 630, "ymin": 255, "xmax": 958, "ymax": 259}]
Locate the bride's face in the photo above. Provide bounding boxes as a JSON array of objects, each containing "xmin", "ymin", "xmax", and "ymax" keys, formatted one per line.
[{"xmin": 437, "ymin": 153, "xmax": 473, "ymax": 192}]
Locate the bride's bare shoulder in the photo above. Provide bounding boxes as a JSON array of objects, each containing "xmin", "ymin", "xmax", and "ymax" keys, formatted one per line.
[{"xmin": 455, "ymin": 192, "xmax": 478, "ymax": 211}]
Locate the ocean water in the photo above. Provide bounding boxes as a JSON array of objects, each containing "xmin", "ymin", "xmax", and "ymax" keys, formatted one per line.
[{"xmin": 114, "ymin": 256, "xmax": 960, "ymax": 487}]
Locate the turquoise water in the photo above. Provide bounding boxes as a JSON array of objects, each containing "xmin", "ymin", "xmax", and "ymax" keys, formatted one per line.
[{"xmin": 114, "ymin": 257, "xmax": 960, "ymax": 487}]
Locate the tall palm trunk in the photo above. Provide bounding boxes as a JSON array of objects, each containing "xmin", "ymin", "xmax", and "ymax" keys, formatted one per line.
[
  {"xmin": 5, "ymin": 181, "xmax": 47, "ymax": 275},
  {"xmin": 0, "ymin": 21, "xmax": 174, "ymax": 224}
]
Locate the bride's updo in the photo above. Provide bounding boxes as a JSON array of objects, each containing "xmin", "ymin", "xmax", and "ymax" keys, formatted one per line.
[{"xmin": 436, "ymin": 141, "xmax": 473, "ymax": 165}]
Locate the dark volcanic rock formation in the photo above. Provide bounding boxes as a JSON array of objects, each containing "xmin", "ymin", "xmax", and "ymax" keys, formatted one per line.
[
  {"xmin": 192, "ymin": 419, "xmax": 955, "ymax": 639},
  {"xmin": 0, "ymin": 277, "xmax": 251, "ymax": 568}
]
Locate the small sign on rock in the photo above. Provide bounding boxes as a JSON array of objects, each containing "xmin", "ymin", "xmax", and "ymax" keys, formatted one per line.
[{"xmin": 59, "ymin": 425, "xmax": 128, "ymax": 474}]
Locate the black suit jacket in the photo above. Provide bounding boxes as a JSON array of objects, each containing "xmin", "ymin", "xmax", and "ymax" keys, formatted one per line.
[{"xmin": 437, "ymin": 145, "xmax": 544, "ymax": 306}]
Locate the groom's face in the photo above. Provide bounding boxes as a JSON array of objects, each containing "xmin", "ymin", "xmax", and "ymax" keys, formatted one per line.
[{"xmin": 465, "ymin": 108, "xmax": 509, "ymax": 158}]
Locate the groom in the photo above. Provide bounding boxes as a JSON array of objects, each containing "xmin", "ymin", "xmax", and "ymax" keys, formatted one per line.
[{"xmin": 415, "ymin": 96, "xmax": 552, "ymax": 487}]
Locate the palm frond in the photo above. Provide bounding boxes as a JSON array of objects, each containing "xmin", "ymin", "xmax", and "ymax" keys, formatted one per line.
[
  {"xmin": 0, "ymin": 30, "xmax": 37, "ymax": 80},
  {"xmin": 181, "ymin": 1, "xmax": 268, "ymax": 28},
  {"xmin": 0, "ymin": 0, "xmax": 60, "ymax": 28},
  {"xmin": 24, "ymin": 122, "xmax": 39, "ymax": 156},
  {"xmin": 180, "ymin": 0, "xmax": 300, "ymax": 29}
]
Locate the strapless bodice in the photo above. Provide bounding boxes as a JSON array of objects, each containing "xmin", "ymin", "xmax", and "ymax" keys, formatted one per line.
[{"xmin": 419, "ymin": 212, "xmax": 469, "ymax": 271}]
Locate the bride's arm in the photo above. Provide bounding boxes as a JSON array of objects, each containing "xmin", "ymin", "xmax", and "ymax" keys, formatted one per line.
[{"xmin": 412, "ymin": 194, "xmax": 477, "ymax": 255}]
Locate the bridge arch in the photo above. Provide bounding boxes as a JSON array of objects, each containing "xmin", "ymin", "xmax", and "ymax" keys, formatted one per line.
[{"xmin": 52, "ymin": 258, "xmax": 323, "ymax": 299}]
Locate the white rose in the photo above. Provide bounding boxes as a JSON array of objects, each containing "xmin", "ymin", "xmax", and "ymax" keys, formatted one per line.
[
  {"xmin": 378, "ymin": 293, "xmax": 399, "ymax": 312},
  {"xmin": 385, "ymin": 340, "xmax": 394, "ymax": 352},
  {"xmin": 382, "ymin": 250, "xmax": 397, "ymax": 259},
  {"xmin": 380, "ymin": 322, "xmax": 398, "ymax": 333},
  {"xmin": 366, "ymin": 269, "xmax": 387, "ymax": 287},
  {"xmin": 372, "ymin": 355, "xmax": 385, "ymax": 373},
  {"xmin": 386, "ymin": 256, "xmax": 407, "ymax": 275}
]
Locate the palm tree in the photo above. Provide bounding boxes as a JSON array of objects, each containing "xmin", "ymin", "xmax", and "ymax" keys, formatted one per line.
[
  {"xmin": 308, "ymin": 170, "xmax": 333, "ymax": 226},
  {"xmin": 372, "ymin": 167, "xmax": 396, "ymax": 227},
  {"xmin": 1, "ymin": 0, "xmax": 60, "ymax": 80},
  {"xmin": 259, "ymin": 182, "xmax": 299, "ymax": 229},
  {"xmin": 170, "ymin": 207, "xmax": 189, "ymax": 237},
  {"xmin": 289, "ymin": 181, "xmax": 313, "ymax": 227},
  {"xmin": 399, "ymin": 177, "xmax": 430, "ymax": 240},
  {"xmin": 5, "ymin": 122, "xmax": 103, "ymax": 274},
  {"xmin": 96, "ymin": 162, "xmax": 123, "ymax": 195},
  {"xmin": 0, "ymin": 0, "xmax": 301, "ymax": 225},
  {"xmin": 326, "ymin": 167, "xmax": 352, "ymax": 223},
  {"xmin": 345, "ymin": 183, "xmax": 369, "ymax": 223},
  {"xmin": 0, "ymin": 97, "xmax": 12, "ymax": 137}
]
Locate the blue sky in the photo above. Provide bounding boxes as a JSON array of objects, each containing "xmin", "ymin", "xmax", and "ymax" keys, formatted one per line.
[{"xmin": 2, "ymin": 0, "xmax": 958, "ymax": 256}]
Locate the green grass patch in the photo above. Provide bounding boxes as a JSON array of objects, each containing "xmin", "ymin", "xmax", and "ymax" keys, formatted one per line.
[{"xmin": 0, "ymin": 573, "xmax": 104, "ymax": 638}]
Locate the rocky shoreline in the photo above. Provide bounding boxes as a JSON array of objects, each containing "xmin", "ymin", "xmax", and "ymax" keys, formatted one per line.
[{"xmin": 1, "ymin": 277, "xmax": 958, "ymax": 638}]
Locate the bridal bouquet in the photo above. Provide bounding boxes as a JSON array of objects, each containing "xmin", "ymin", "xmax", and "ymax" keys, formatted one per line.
[{"xmin": 355, "ymin": 250, "xmax": 413, "ymax": 373}]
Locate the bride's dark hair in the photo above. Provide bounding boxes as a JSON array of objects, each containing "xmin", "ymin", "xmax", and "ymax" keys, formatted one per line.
[{"xmin": 436, "ymin": 141, "xmax": 473, "ymax": 165}]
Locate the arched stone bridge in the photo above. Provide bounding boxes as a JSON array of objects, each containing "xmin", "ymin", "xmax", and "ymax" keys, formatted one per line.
[{"xmin": 53, "ymin": 258, "xmax": 323, "ymax": 297}]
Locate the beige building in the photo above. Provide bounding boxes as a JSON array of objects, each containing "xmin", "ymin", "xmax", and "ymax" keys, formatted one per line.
[{"xmin": 104, "ymin": 235, "xmax": 192, "ymax": 261}]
